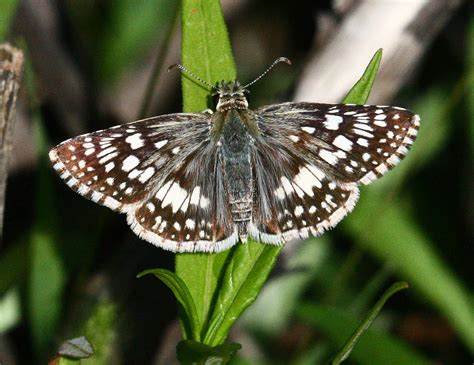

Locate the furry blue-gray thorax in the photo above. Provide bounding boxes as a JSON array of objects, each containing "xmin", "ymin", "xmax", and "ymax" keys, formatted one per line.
[{"xmin": 215, "ymin": 80, "xmax": 249, "ymax": 112}]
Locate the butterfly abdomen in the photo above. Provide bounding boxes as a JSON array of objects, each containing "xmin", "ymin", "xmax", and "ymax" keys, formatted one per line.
[{"xmin": 221, "ymin": 110, "xmax": 253, "ymax": 241}]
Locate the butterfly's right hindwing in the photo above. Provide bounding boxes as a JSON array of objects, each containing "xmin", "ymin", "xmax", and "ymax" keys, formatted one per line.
[{"xmin": 250, "ymin": 131, "xmax": 359, "ymax": 243}]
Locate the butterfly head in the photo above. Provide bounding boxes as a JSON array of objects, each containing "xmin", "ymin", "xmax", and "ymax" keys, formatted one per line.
[{"xmin": 214, "ymin": 80, "xmax": 249, "ymax": 112}]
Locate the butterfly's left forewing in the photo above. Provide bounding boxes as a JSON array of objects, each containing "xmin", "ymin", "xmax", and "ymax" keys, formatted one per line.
[
  {"xmin": 250, "ymin": 102, "xmax": 419, "ymax": 243},
  {"xmin": 50, "ymin": 113, "xmax": 237, "ymax": 253}
]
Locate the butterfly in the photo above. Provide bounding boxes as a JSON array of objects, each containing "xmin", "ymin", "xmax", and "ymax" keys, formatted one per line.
[{"xmin": 49, "ymin": 57, "xmax": 420, "ymax": 253}]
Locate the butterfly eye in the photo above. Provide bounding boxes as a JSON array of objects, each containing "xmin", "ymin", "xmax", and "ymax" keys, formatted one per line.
[{"xmin": 212, "ymin": 93, "xmax": 221, "ymax": 107}]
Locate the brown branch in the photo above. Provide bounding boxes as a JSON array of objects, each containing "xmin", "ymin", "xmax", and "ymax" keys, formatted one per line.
[
  {"xmin": 0, "ymin": 43, "xmax": 24, "ymax": 239},
  {"xmin": 294, "ymin": 0, "xmax": 463, "ymax": 104}
]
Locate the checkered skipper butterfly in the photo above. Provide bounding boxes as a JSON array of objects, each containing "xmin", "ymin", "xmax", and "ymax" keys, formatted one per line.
[{"xmin": 49, "ymin": 57, "xmax": 419, "ymax": 253}]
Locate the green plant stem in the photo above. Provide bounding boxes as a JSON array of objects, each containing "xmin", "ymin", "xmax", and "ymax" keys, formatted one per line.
[
  {"xmin": 330, "ymin": 282, "xmax": 409, "ymax": 364},
  {"xmin": 175, "ymin": 0, "xmax": 236, "ymax": 342},
  {"xmin": 138, "ymin": 1, "xmax": 180, "ymax": 119}
]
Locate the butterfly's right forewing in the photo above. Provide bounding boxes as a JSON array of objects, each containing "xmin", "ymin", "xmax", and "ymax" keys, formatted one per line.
[{"xmin": 255, "ymin": 102, "xmax": 419, "ymax": 184}]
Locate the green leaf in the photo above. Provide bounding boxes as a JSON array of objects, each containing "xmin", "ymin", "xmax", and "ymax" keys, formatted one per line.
[
  {"xmin": 330, "ymin": 282, "xmax": 409, "ymax": 364},
  {"xmin": 203, "ymin": 242, "xmax": 282, "ymax": 346},
  {"xmin": 138, "ymin": 268, "xmax": 201, "ymax": 340},
  {"xmin": 177, "ymin": 252, "xmax": 232, "ymax": 340},
  {"xmin": 297, "ymin": 299, "xmax": 430, "ymax": 365},
  {"xmin": 343, "ymin": 49, "xmax": 382, "ymax": 104},
  {"xmin": 176, "ymin": 340, "xmax": 241, "ymax": 365},
  {"xmin": 176, "ymin": 0, "xmax": 236, "ymax": 340},
  {"xmin": 0, "ymin": 0, "xmax": 18, "ymax": 40},
  {"xmin": 180, "ymin": 0, "xmax": 236, "ymax": 112},
  {"xmin": 177, "ymin": 43, "xmax": 385, "ymax": 348},
  {"xmin": 239, "ymin": 237, "xmax": 330, "ymax": 337}
]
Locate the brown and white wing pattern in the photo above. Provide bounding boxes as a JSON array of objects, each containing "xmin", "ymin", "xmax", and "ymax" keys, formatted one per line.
[
  {"xmin": 250, "ymin": 102, "xmax": 419, "ymax": 243},
  {"xmin": 50, "ymin": 113, "xmax": 236, "ymax": 253}
]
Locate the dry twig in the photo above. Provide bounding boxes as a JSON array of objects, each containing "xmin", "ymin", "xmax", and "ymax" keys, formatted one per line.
[
  {"xmin": 295, "ymin": 0, "xmax": 463, "ymax": 103},
  {"xmin": 0, "ymin": 44, "xmax": 24, "ymax": 237}
]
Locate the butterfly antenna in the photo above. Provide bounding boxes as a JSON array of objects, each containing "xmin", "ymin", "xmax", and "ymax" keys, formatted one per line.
[
  {"xmin": 243, "ymin": 57, "xmax": 291, "ymax": 88},
  {"xmin": 168, "ymin": 63, "xmax": 214, "ymax": 89}
]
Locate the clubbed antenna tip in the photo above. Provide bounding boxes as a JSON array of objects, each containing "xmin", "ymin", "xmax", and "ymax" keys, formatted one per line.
[
  {"xmin": 167, "ymin": 64, "xmax": 180, "ymax": 72},
  {"xmin": 277, "ymin": 57, "xmax": 292, "ymax": 66},
  {"xmin": 243, "ymin": 57, "xmax": 292, "ymax": 88}
]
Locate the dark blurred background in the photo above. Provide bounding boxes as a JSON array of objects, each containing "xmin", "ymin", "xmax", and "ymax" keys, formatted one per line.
[{"xmin": 0, "ymin": 0, "xmax": 472, "ymax": 364}]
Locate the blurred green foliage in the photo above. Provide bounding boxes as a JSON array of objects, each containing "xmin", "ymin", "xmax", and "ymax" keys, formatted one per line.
[
  {"xmin": 0, "ymin": 0, "xmax": 18, "ymax": 40},
  {"xmin": 66, "ymin": 0, "xmax": 178, "ymax": 84},
  {"xmin": 29, "ymin": 91, "xmax": 66, "ymax": 357}
]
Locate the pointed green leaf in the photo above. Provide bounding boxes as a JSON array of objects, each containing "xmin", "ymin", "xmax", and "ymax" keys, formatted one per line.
[
  {"xmin": 203, "ymin": 242, "xmax": 282, "ymax": 346},
  {"xmin": 297, "ymin": 299, "xmax": 430, "ymax": 365},
  {"xmin": 177, "ymin": 34, "xmax": 385, "ymax": 347},
  {"xmin": 181, "ymin": 0, "xmax": 236, "ymax": 112},
  {"xmin": 343, "ymin": 49, "xmax": 382, "ymax": 104},
  {"xmin": 138, "ymin": 268, "xmax": 201, "ymax": 340},
  {"xmin": 330, "ymin": 282, "xmax": 409, "ymax": 364}
]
